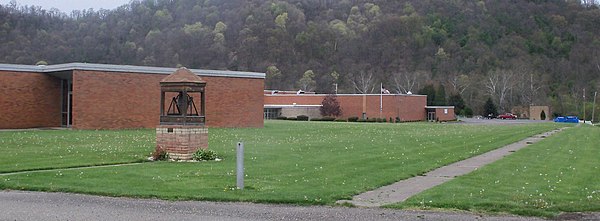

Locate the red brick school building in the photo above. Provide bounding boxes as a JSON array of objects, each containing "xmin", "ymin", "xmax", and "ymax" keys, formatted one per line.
[
  {"xmin": 0, "ymin": 62, "xmax": 454, "ymax": 130},
  {"xmin": 0, "ymin": 63, "xmax": 265, "ymax": 129},
  {"xmin": 264, "ymin": 91, "xmax": 456, "ymax": 122}
]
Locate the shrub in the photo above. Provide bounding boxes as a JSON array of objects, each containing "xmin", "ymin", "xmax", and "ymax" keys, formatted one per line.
[
  {"xmin": 366, "ymin": 118, "xmax": 377, "ymax": 123},
  {"xmin": 322, "ymin": 117, "xmax": 336, "ymax": 121},
  {"xmin": 193, "ymin": 149, "xmax": 218, "ymax": 161},
  {"xmin": 461, "ymin": 107, "xmax": 474, "ymax": 117},
  {"xmin": 320, "ymin": 94, "xmax": 342, "ymax": 117},
  {"xmin": 276, "ymin": 116, "xmax": 288, "ymax": 120},
  {"xmin": 395, "ymin": 117, "xmax": 401, "ymax": 123},
  {"xmin": 297, "ymin": 115, "xmax": 309, "ymax": 121},
  {"xmin": 348, "ymin": 117, "xmax": 359, "ymax": 122},
  {"xmin": 357, "ymin": 119, "xmax": 366, "ymax": 122},
  {"xmin": 334, "ymin": 118, "xmax": 347, "ymax": 122},
  {"xmin": 310, "ymin": 118, "xmax": 322, "ymax": 121},
  {"xmin": 152, "ymin": 146, "xmax": 169, "ymax": 161},
  {"xmin": 287, "ymin": 117, "xmax": 297, "ymax": 121}
]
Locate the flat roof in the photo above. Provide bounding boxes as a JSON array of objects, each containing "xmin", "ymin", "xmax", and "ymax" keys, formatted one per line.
[
  {"xmin": 265, "ymin": 93, "xmax": 426, "ymax": 97},
  {"xmin": 0, "ymin": 63, "xmax": 265, "ymax": 79}
]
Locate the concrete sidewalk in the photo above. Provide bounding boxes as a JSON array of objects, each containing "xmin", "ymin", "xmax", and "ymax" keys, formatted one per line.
[{"xmin": 337, "ymin": 127, "xmax": 567, "ymax": 207}]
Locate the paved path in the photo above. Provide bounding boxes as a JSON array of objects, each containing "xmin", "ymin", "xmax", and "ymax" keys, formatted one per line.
[
  {"xmin": 0, "ymin": 162, "xmax": 145, "ymax": 176},
  {"xmin": 337, "ymin": 127, "xmax": 568, "ymax": 207},
  {"xmin": 0, "ymin": 190, "xmax": 544, "ymax": 221}
]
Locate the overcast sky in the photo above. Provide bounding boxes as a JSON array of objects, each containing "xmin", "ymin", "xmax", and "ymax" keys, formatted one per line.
[{"xmin": 0, "ymin": 0, "xmax": 131, "ymax": 13}]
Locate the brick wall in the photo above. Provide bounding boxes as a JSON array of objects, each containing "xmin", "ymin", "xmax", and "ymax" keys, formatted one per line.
[
  {"xmin": 73, "ymin": 70, "xmax": 263, "ymax": 129},
  {"xmin": 434, "ymin": 108, "xmax": 456, "ymax": 121},
  {"xmin": 0, "ymin": 71, "xmax": 61, "ymax": 128},
  {"xmin": 281, "ymin": 106, "xmax": 321, "ymax": 119},
  {"xmin": 203, "ymin": 76, "xmax": 264, "ymax": 128},
  {"xmin": 264, "ymin": 94, "xmax": 427, "ymax": 121},
  {"xmin": 156, "ymin": 125, "xmax": 208, "ymax": 160}
]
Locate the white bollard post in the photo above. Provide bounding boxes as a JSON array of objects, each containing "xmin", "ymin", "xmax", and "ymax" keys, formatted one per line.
[{"xmin": 236, "ymin": 142, "xmax": 244, "ymax": 190}]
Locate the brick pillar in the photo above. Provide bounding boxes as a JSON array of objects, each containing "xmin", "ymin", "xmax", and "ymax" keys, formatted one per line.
[{"xmin": 156, "ymin": 125, "xmax": 208, "ymax": 160}]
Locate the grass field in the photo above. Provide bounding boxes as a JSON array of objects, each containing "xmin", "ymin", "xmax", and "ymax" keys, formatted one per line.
[
  {"xmin": 0, "ymin": 121, "xmax": 561, "ymax": 206},
  {"xmin": 0, "ymin": 130, "xmax": 152, "ymax": 173},
  {"xmin": 390, "ymin": 125, "xmax": 599, "ymax": 217}
]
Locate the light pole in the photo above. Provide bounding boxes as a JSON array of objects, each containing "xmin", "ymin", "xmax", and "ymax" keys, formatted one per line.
[{"xmin": 593, "ymin": 91, "xmax": 597, "ymax": 123}]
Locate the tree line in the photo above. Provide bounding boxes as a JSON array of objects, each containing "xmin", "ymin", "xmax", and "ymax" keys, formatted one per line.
[{"xmin": 1, "ymin": 0, "xmax": 599, "ymax": 119}]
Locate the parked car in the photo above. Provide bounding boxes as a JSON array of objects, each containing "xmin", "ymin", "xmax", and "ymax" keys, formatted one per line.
[
  {"xmin": 554, "ymin": 116, "xmax": 579, "ymax": 123},
  {"xmin": 497, "ymin": 113, "xmax": 517, "ymax": 120}
]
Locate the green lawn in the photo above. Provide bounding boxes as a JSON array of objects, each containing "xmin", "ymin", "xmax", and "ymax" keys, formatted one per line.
[
  {"xmin": 1, "ymin": 121, "xmax": 560, "ymax": 206},
  {"xmin": 390, "ymin": 125, "xmax": 599, "ymax": 217},
  {"xmin": 0, "ymin": 130, "xmax": 153, "ymax": 173}
]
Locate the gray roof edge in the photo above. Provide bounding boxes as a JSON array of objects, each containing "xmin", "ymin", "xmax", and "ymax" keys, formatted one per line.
[
  {"xmin": 0, "ymin": 64, "xmax": 43, "ymax": 72},
  {"xmin": 0, "ymin": 63, "xmax": 265, "ymax": 79},
  {"xmin": 265, "ymin": 93, "xmax": 427, "ymax": 97}
]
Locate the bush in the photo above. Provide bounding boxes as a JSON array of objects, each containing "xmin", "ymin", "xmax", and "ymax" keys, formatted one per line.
[
  {"xmin": 366, "ymin": 118, "xmax": 377, "ymax": 123},
  {"xmin": 395, "ymin": 117, "xmax": 401, "ymax": 123},
  {"xmin": 311, "ymin": 117, "xmax": 335, "ymax": 121},
  {"xmin": 348, "ymin": 117, "xmax": 359, "ymax": 122},
  {"xmin": 334, "ymin": 119, "xmax": 347, "ymax": 122},
  {"xmin": 287, "ymin": 117, "xmax": 297, "ymax": 121},
  {"xmin": 193, "ymin": 149, "xmax": 218, "ymax": 161},
  {"xmin": 461, "ymin": 107, "xmax": 474, "ymax": 117},
  {"xmin": 152, "ymin": 146, "xmax": 169, "ymax": 161},
  {"xmin": 322, "ymin": 117, "xmax": 335, "ymax": 121},
  {"xmin": 297, "ymin": 115, "xmax": 309, "ymax": 121},
  {"xmin": 276, "ymin": 116, "xmax": 287, "ymax": 120},
  {"xmin": 357, "ymin": 119, "xmax": 366, "ymax": 122}
]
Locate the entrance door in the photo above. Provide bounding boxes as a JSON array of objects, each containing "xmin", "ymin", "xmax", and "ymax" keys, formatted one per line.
[
  {"xmin": 61, "ymin": 80, "xmax": 72, "ymax": 127},
  {"xmin": 427, "ymin": 111, "xmax": 436, "ymax": 121}
]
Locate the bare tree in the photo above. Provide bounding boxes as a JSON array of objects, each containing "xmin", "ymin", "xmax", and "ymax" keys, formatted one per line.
[
  {"xmin": 486, "ymin": 69, "xmax": 515, "ymax": 112},
  {"xmin": 447, "ymin": 73, "xmax": 470, "ymax": 95},
  {"xmin": 514, "ymin": 70, "xmax": 543, "ymax": 106},
  {"xmin": 581, "ymin": 0, "xmax": 599, "ymax": 7},
  {"xmin": 392, "ymin": 70, "xmax": 429, "ymax": 94},
  {"xmin": 351, "ymin": 71, "xmax": 376, "ymax": 94}
]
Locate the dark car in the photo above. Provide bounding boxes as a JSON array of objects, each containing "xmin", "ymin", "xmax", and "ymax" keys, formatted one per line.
[{"xmin": 497, "ymin": 113, "xmax": 517, "ymax": 120}]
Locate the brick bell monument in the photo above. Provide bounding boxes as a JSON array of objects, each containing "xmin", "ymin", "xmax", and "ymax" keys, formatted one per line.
[{"xmin": 156, "ymin": 67, "xmax": 208, "ymax": 160}]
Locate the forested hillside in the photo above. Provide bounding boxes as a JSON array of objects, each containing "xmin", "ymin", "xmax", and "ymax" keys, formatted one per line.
[{"xmin": 1, "ymin": 0, "xmax": 599, "ymax": 117}]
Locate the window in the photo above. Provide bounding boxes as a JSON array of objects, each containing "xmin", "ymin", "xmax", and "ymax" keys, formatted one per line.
[{"xmin": 263, "ymin": 108, "xmax": 281, "ymax": 119}]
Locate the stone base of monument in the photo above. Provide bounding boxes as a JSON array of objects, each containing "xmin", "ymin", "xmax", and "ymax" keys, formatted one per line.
[{"xmin": 156, "ymin": 125, "xmax": 208, "ymax": 160}]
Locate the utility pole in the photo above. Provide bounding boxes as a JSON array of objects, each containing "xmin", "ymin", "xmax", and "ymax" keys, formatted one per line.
[
  {"xmin": 583, "ymin": 88, "xmax": 586, "ymax": 123},
  {"xmin": 593, "ymin": 91, "xmax": 597, "ymax": 123}
]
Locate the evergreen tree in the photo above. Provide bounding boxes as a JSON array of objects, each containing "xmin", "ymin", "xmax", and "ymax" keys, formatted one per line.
[
  {"xmin": 483, "ymin": 97, "xmax": 498, "ymax": 118},
  {"xmin": 448, "ymin": 93, "xmax": 466, "ymax": 114},
  {"xmin": 418, "ymin": 84, "xmax": 436, "ymax": 106},
  {"xmin": 433, "ymin": 84, "xmax": 446, "ymax": 106}
]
